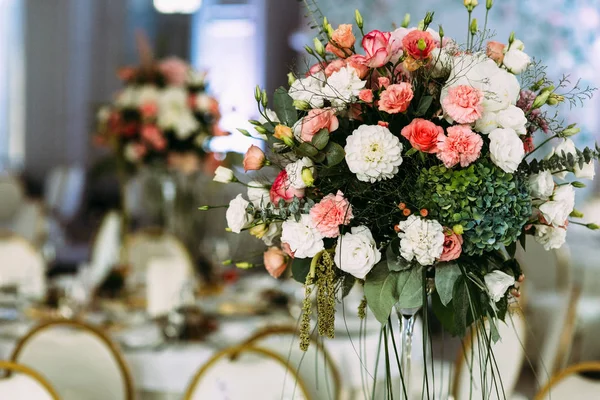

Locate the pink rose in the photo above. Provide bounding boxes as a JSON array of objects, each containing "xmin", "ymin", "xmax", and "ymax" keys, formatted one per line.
[
  {"xmin": 359, "ymin": 89, "xmax": 374, "ymax": 103},
  {"xmin": 158, "ymin": 57, "xmax": 189, "ymax": 86},
  {"xmin": 402, "ymin": 30, "xmax": 436, "ymax": 60},
  {"xmin": 326, "ymin": 24, "xmax": 356, "ymax": 58},
  {"xmin": 437, "ymin": 125, "xmax": 483, "ymax": 168},
  {"xmin": 270, "ymin": 170, "xmax": 305, "ymax": 204},
  {"xmin": 401, "ymin": 118, "xmax": 445, "ymax": 153},
  {"xmin": 378, "ymin": 76, "xmax": 390, "ymax": 89},
  {"xmin": 263, "ymin": 247, "xmax": 289, "ymax": 278},
  {"xmin": 442, "ymin": 85, "xmax": 484, "ymax": 124},
  {"xmin": 346, "ymin": 55, "xmax": 369, "ymax": 79},
  {"xmin": 325, "ymin": 59, "xmax": 347, "ymax": 77},
  {"xmin": 300, "ymin": 108, "xmax": 339, "ymax": 142},
  {"xmin": 389, "ymin": 27, "xmax": 410, "ymax": 62},
  {"xmin": 438, "ymin": 229, "xmax": 463, "ymax": 262},
  {"xmin": 377, "ymin": 121, "xmax": 389, "ymax": 127},
  {"xmin": 362, "ymin": 30, "xmax": 392, "ymax": 68},
  {"xmin": 140, "ymin": 102, "xmax": 158, "ymax": 119},
  {"xmin": 309, "ymin": 190, "xmax": 353, "ymax": 238},
  {"xmin": 307, "ymin": 62, "xmax": 327, "ymax": 77},
  {"xmin": 486, "ymin": 41, "xmax": 506, "ymax": 64},
  {"xmin": 243, "ymin": 145, "xmax": 267, "ymax": 171},
  {"xmin": 378, "ymin": 83, "xmax": 414, "ymax": 114},
  {"xmin": 141, "ymin": 125, "xmax": 166, "ymax": 151}
]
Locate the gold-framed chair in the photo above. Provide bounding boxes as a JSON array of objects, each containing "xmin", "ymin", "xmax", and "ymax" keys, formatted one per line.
[
  {"xmin": 11, "ymin": 318, "xmax": 135, "ymax": 400},
  {"xmin": 0, "ymin": 360, "xmax": 60, "ymax": 400},
  {"xmin": 183, "ymin": 344, "xmax": 312, "ymax": 400},
  {"xmin": 534, "ymin": 361, "xmax": 600, "ymax": 400},
  {"xmin": 0, "ymin": 230, "xmax": 47, "ymax": 300},
  {"xmin": 240, "ymin": 325, "xmax": 342, "ymax": 400}
]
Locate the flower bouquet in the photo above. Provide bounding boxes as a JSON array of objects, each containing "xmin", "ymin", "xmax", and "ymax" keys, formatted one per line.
[{"xmin": 207, "ymin": 0, "xmax": 598, "ymax": 395}]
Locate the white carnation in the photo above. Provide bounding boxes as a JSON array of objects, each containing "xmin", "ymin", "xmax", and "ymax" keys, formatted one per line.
[
  {"xmin": 484, "ymin": 270, "xmax": 515, "ymax": 302},
  {"xmin": 534, "ymin": 225, "xmax": 567, "ymax": 250},
  {"xmin": 529, "ymin": 171, "xmax": 555, "ymax": 200},
  {"xmin": 496, "ymin": 105, "xmax": 527, "ymax": 135},
  {"xmin": 334, "ymin": 226, "xmax": 381, "ymax": 279},
  {"xmin": 474, "ymin": 111, "xmax": 499, "ymax": 134},
  {"xmin": 288, "ymin": 74, "xmax": 325, "ymax": 109},
  {"xmin": 285, "ymin": 157, "xmax": 315, "ymax": 189},
  {"xmin": 321, "ymin": 66, "xmax": 366, "ymax": 109},
  {"xmin": 247, "ymin": 181, "xmax": 270, "ymax": 205},
  {"xmin": 262, "ymin": 222, "xmax": 282, "ymax": 246},
  {"xmin": 551, "ymin": 139, "xmax": 596, "ymax": 180},
  {"xmin": 281, "ymin": 214, "xmax": 324, "ymax": 258},
  {"xmin": 345, "ymin": 125, "xmax": 403, "ymax": 183},
  {"xmin": 503, "ymin": 48, "xmax": 531, "ymax": 74},
  {"xmin": 226, "ymin": 194, "xmax": 254, "ymax": 234},
  {"xmin": 397, "ymin": 215, "xmax": 445, "ymax": 266},
  {"xmin": 539, "ymin": 184, "xmax": 575, "ymax": 227},
  {"xmin": 488, "ymin": 128, "xmax": 525, "ymax": 173},
  {"xmin": 213, "ymin": 166, "xmax": 235, "ymax": 183}
]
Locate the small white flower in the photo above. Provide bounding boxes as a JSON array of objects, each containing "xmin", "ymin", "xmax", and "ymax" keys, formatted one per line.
[
  {"xmin": 158, "ymin": 108, "xmax": 199, "ymax": 140},
  {"xmin": 288, "ymin": 74, "xmax": 325, "ymax": 109},
  {"xmin": 137, "ymin": 85, "xmax": 160, "ymax": 105},
  {"xmin": 259, "ymin": 109, "xmax": 280, "ymax": 124},
  {"xmin": 96, "ymin": 106, "xmax": 111, "ymax": 123},
  {"xmin": 484, "ymin": 270, "xmax": 515, "ymax": 302},
  {"xmin": 281, "ymin": 214, "xmax": 324, "ymax": 258},
  {"xmin": 285, "ymin": 157, "xmax": 315, "ymax": 189},
  {"xmin": 534, "ymin": 225, "xmax": 567, "ymax": 250},
  {"xmin": 429, "ymin": 47, "xmax": 453, "ymax": 78},
  {"xmin": 334, "ymin": 226, "xmax": 381, "ymax": 279},
  {"xmin": 124, "ymin": 143, "xmax": 142, "ymax": 163},
  {"xmin": 488, "ymin": 128, "xmax": 525, "ymax": 173},
  {"xmin": 345, "ymin": 125, "xmax": 403, "ymax": 183},
  {"xmin": 397, "ymin": 215, "xmax": 445, "ymax": 266},
  {"xmin": 503, "ymin": 49, "xmax": 531, "ymax": 74},
  {"xmin": 529, "ymin": 171, "xmax": 555, "ymax": 200},
  {"xmin": 213, "ymin": 166, "xmax": 235, "ymax": 183},
  {"xmin": 261, "ymin": 222, "xmax": 282, "ymax": 246},
  {"xmin": 195, "ymin": 93, "xmax": 212, "ymax": 112},
  {"xmin": 539, "ymin": 184, "xmax": 575, "ymax": 227},
  {"xmin": 247, "ymin": 181, "xmax": 270, "ymax": 205},
  {"xmin": 226, "ymin": 194, "xmax": 254, "ymax": 234},
  {"xmin": 496, "ymin": 105, "xmax": 527, "ymax": 135},
  {"xmin": 551, "ymin": 139, "xmax": 596, "ymax": 180},
  {"xmin": 116, "ymin": 87, "xmax": 139, "ymax": 108},
  {"xmin": 474, "ymin": 111, "xmax": 499, "ymax": 134},
  {"xmin": 321, "ymin": 66, "xmax": 366, "ymax": 109}
]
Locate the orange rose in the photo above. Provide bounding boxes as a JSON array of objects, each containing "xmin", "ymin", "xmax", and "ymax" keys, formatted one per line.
[
  {"xmin": 486, "ymin": 41, "xmax": 506, "ymax": 64},
  {"xmin": 326, "ymin": 24, "xmax": 355, "ymax": 58},
  {"xmin": 243, "ymin": 145, "xmax": 267, "ymax": 171}
]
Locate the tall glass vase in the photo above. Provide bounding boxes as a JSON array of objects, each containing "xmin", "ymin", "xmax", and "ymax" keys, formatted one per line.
[{"xmin": 394, "ymin": 304, "xmax": 421, "ymax": 400}]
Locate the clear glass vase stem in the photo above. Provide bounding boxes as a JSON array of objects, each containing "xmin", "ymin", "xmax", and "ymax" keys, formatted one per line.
[{"xmin": 395, "ymin": 305, "xmax": 420, "ymax": 400}]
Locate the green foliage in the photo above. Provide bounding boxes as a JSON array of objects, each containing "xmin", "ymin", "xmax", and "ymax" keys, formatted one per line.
[
  {"xmin": 526, "ymin": 145, "xmax": 600, "ymax": 174},
  {"xmin": 413, "ymin": 160, "xmax": 532, "ymax": 255},
  {"xmin": 273, "ymin": 87, "xmax": 298, "ymax": 127},
  {"xmin": 292, "ymin": 258, "xmax": 311, "ymax": 284}
]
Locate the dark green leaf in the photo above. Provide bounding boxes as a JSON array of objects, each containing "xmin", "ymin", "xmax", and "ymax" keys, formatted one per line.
[
  {"xmin": 273, "ymin": 87, "xmax": 298, "ymax": 126},
  {"xmin": 435, "ymin": 262, "xmax": 461, "ymax": 306},
  {"xmin": 364, "ymin": 260, "xmax": 399, "ymax": 324},
  {"xmin": 415, "ymin": 95, "xmax": 433, "ymax": 116},
  {"xmin": 342, "ymin": 275, "xmax": 356, "ymax": 298},
  {"xmin": 405, "ymin": 148, "xmax": 418, "ymax": 157},
  {"xmin": 291, "ymin": 258, "xmax": 311, "ymax": 284},
  {"xmin": 518, "ymin": 232, "xmax": 527, "ymax": 252},
  {"xmin": 386, "ymin": 239, "xmax": 411, "ymax": 272},
  {"xmin": 396, "ymin": 267, "xmax": 423, "ymax": 309},
  {"xmin": 311, "ymin": 129, "xmax": 330, "ymax": 150},
  {"xmin": 506, "ymin": 241, "xmax": 517, "ymax": 259},
  {"xmin": 452, "ymin": 275, "xmax": 469, "ymax": 336},
  {"xmin": 431, "ymin": 292, "xmax": 456, "ymax": 334},
  {"xmin": 324, "ymin": 141, "xmax": 346, "ymax": 166},
  {"xmin": 298, "ymin": 142, "xmax": 318, "ymax": 157}
]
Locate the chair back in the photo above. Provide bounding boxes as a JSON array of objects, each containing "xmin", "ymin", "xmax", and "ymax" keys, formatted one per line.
[
  {"xmin": 11, "ymin": 319, "xmax": 134, "ymax": 400},
  {"xmin": 183, "ymin": 344, "xmax": 311, "ymax": 400},
  {"xmin": 534, "ymin": 362, "xmax": 600, "ymax": 400},
  {"xmin": 0, "ymin": 360, "xmax": 60, "ymax": 400},
  {"xmin": 452, "ymin": 308, "xmax": 527, "ymax": 400},
  {"xmin": 0, "ymin": 175, "xmax": 24, "ymax": 221},
  {"xmin": 241, "ymin": 326, "xmax": 342, "ymax": 400},
  {"xmin": 0, "ymin": 232, "xmax": 46, "ymax": 300}
]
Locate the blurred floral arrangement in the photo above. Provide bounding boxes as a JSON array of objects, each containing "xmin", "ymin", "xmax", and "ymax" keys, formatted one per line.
[
  {"xmin": 207, "ymin": 0, "xmax": 599, "ymax": 355},
  {"xmin": 94, "ymin": 50, "xmax": 227, "ymax": 173}
]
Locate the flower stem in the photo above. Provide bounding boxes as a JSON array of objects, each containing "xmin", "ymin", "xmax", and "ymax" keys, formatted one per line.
[
  {"xmin": 525, "ymin": 134, "xmax": 558, "ymax": 159},
  {"xmin": 467, "ymin": 11, "xmax": 472, "ymax": 50}
]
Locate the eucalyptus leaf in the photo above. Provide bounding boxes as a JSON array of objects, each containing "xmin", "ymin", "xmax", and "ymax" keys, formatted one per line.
[
  {"xmin": 298, "ymin": 142, "xmax": 319, "ymax": 157},
  {"xmin": 435, "ymin": 262, "xmax": 461, "ymax": 306},
  {"xmin": 396, "ymin": 267, "xmax": 423, "ymax": 309},
  {"xmin": 273, "ymin": 87, "xmax": 298, "ymax": 126},
  {"xmin": 324, "ymin": 142, "xmax": 346, "ymax": 166},
  {"xmin": 364, "ymin": 260, "xmax": 399, "ymax": 324},
  {"xmin": 311, "ymin": 129, "xmax": 330, "ymax": 150},
  {"xmin": 342, "ymin": 275, "xmax": 356, "ymax": 298},
  {"xmin": 291, "ymin": 258, "xmax": 312, "ymax": 284}
]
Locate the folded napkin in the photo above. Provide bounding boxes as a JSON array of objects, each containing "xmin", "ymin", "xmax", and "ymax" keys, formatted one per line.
[{"xmin": 146, "ymin": 256, "xmax": 192, "ymax": 318}]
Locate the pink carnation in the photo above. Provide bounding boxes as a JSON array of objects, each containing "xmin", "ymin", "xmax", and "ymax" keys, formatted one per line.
[
  {"xmin": 270, "ymin": 170, "xmax": 305, "ymax": 204},
  {"xmin": 325, "ymin": 59, "xmax": 347, "ymax": 77},
  {"xmin": 442, "ymin": 85, "xmax": 483, "ymax": 124},
  {"xmin": 437, "ymin": 125, "xmax": 483, "ymax": 168},
  {"xmin": 309, "ymin": 191, "xmax": 353, "ymax": 238},
  {"xmin": 141, "ymin": 125, "xmax": 166, "ymax": 151},
  {"xmin": 378, "ymin": 83, "xmax": 414, "ymax": 114}
]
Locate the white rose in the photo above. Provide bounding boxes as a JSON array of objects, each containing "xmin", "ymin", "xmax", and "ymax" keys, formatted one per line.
[
  {"xmin": 539, "ymin": 184, "xmax": 575, "ymax": 227},
  {"xmin": 484, "ymin": 270, "xmax": 515, "ymax": 302},
  {"xmin": 397, "ymin": 215, "xmax": 445, "ymax": 266},
  {"xmin": 334, "ymin": 226, "xmax": 382, "ymax": 279},
  {"xmin": 534, "ymin": 225, "xmax": 567, "ymax": 250},
  {"xmin": 226, "ymin": 194, "xmax": 254, "ymax": 234},
  {"xmin": 511, "ymin": 39, "xmax": 525, "ymax": 51},
  {"xmin": 503, "ymin": 49, "xmax": 531, "ymax": 74},
  {"xmin": 247, "ymin": 181, "xmax": 270, "ymax": 205},
  {"xmin": 344, "ymin": 125, "xmax": 403, "ymax": 183},
  {"xmin": 321, "ymin": 67, "xmax": 367, "ymax": 109},
  {"xmin": 529, "ymin": 171, "xmax": 555, "ymax": 200},
  {"xmin": 496, "ymin": 105, "xmax": 527, "ymax": 135},
  {"xmin": 285, "ymin": 157, "xmax": 315, "ymax": 189},
  {"xmin": 429, "ymin": 47, "xmax": 453, "ymax": 78},
  {"xmin": 551, "ymin": 139, "xmax": 595, "ymax": 180},
  {"xmin": 485, "ymin": 68, "xmax": 521, "ymax": 112},
  {"xmin": 213, "ymin": 166, "xmax": 235, "ymax": 183},
  {"xmin": 488, "ymin": 128, "xmax": 525, "ymax": 173},
  {"xmin": 474, "ymin": 111, "xmax": 499, "ymax": 134},
  {"xmin": 281, "ymin": 214, "xmax": 324, "ymax": 258},
  {"xmin": 262, "ymin": 222, "xmax": 282, "ymax": 246},
  {"xmin": 289, "ymin": 74, "xmax": 325, "ymax": 109}
]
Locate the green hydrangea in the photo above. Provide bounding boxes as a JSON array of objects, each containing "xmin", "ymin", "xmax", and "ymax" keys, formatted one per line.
[{"xmin": 413, "ymin": 160, "xmax": 531, "ymax": 255}]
